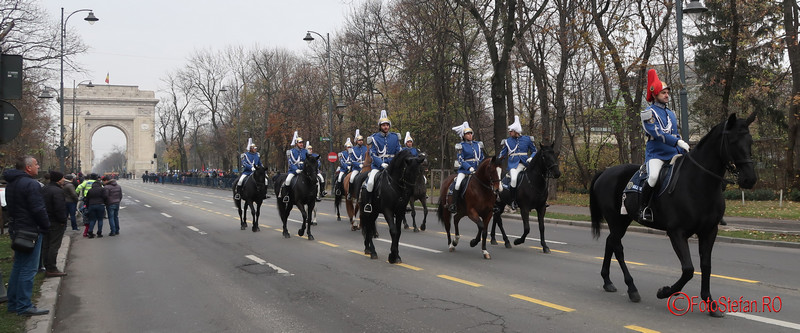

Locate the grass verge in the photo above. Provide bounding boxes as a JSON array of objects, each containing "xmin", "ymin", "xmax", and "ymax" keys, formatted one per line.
[{"xmin": 1, "ymin": 233, "xmax": 45, "ymax": 333}]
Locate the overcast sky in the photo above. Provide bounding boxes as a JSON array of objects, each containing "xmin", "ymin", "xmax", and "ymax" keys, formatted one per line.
[{"xmin": 40, "ymin": 0, "xmax": 354, "ymax": 165}]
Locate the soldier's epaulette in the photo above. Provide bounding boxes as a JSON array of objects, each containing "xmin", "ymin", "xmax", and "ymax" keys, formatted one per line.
[
  {"xmin": 478, "ymin": 141, "xmax": 484, "ymax": 149},
  {"xmin": 454, "ymin": 142, "xmax": 462, "ymax": 150},
  {"xmin": 366, "ymin": 135, "xmax": 374, "ymax": 146},
  {"xmin": 500, "ymin": 139, "xmax": 507, "ymax": 147}
]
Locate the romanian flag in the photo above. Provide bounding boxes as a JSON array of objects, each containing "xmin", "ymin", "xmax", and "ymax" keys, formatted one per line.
[{"xmin": 105, "ymin": 73, "xmax": 109, "ymax": 84}]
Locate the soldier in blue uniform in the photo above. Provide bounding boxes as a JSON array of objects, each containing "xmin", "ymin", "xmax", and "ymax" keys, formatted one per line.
[
  {"xmin": 402, "ymin": 131, "xmax": 419, "ymax": 156},
  {"xmin": 279, "ymin": 131, "xmax": 308, "ymax": 202},
  {"xmin": 363, "ymin": 110, "xmax": 402, "ymax": 213},
  {"xmin": 639, "ymin": 69, "xmax": 690, "ymax": 222},
  {"xmin": 447, "ymin": 121, "xmax": 484, "ymax": 213},
  {"xmin": 235, "ymin": 138, "xmax": 263, "ymax": 200},
  {"xmin": 347, "ymin": 130, "xmax": 369, "ymax": 199},
  {"xmin": 305, "ymin": 141, "xmax": 326, "ymax": 201},
  {"xmin": 336, "ymin": 138, "xmax": 354, "ymax": 195},
  {"xmin": 497, "ymin": 116, "xmax": 537, "ymax": 210}
]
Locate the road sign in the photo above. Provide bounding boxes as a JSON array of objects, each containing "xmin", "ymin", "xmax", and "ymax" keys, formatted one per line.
[
  {"xmin": 327, "ymin": 152, "xmax": 337, "ymax": 163},
  {"xmin": 319, "ymin": 137, "xmax": 331, "ymax": 142},
  {"xmin": 0, "ymin": 100, "xmax": 22, "ymax": 144}
]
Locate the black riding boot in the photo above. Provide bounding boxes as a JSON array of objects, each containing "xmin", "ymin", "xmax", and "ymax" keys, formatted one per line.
[
  {"xmin": 234, "ymin": 185, "xmax": 242, "ymax": 200},
  {"xmin": 509, "ymin": 186, "xmax": 518, "ymax": 210},
  {"xmin": 448, "ymin": 194, "xmax": 457, "ymax": 214},
  {"xmin": 639, "ymin": 183, "xmax": 654, "ymax": 223}
]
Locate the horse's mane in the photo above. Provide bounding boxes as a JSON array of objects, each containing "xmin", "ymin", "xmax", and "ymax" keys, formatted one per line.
[
  {"xmin": 387, "ymin": 149, "xmax": 414, "ymax": 173},
  {"xmin": 692, "ymin": 120, "xmax": 726, "ymax": 151}
]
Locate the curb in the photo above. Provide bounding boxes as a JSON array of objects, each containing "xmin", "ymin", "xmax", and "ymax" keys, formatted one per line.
[{"xmin": 26, "ymin": 232, "xmax": 71, "ymax": 333}]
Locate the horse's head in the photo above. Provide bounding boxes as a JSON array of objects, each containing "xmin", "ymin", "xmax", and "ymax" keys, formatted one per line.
[
  {"xmin": 388, "ymin": 149, "xmax": 423, "ymax": 186},
  {"xmin": 304, "ymin": 154, "xmax": 320, "ymax": 181},
  {"xmin": 477, "ymin": 155, "xmax": 504, "ymax": 194},
  {"xmin": 535, "ymin": 142, "xmax": 561, "ymax": 179},
  {"xmin": 253, "ymin": 165, "xmax": 266, "ymax": 182},
  {"xmin": 722, "ymin": 112, "xmax": 758, "ymax": 189}
]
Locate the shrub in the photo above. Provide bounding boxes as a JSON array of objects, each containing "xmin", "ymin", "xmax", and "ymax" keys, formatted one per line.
[
  {"xmin": 723, "ymin": 189, "xmax": 778, "ymax": 201},
  {"xmin": 789, "ymin": 189, "xmax": 800, "ymax": 202}
]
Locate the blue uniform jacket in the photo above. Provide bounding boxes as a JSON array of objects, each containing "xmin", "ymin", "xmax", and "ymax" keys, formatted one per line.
[
  {"xmin": 498, "ymin": 135, "xmax": 536, "ymax": 169},
  {"xmin": 349, "ymin": 145, "xmax": 368, "ymax": 172},
  {"xmin": 369, "ymin": 132, "xmax": 401, "ymax": 170},
  {"xmin": 402, "ymin": 147, "xmax": 419, "ymax": 157},
  {"xmin": 287, "ymin": 147, "xmax": 308, "ymax": 173},
  {"xmin": 641, "ymin": 102, "xmax": 685, "ymax": 161},
  {"xmin": 457, "ymin": 140, "xmax": 483, "ymax": 174},
  {"xmin": 241, "ymin": 151, "xmax": 262, "ymax": 175},
  {"xmin": 338, "ymin": 149, "xmax": 353, "ymax": 173}
]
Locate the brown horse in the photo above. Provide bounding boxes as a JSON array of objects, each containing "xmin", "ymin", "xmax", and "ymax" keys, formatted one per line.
[
  {"xmin": 437, "ymin": 156, "xmax": 504, "ymax": 259},
  {"xmin": 339, "ymin": 151, "xmax": 372, "ymax": 231}
]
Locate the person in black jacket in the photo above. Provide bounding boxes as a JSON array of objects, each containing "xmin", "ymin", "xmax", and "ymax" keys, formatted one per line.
[
  {"xmin": 3, "ymin": 155, "xmax": 51, "ymax": 316},
  {"xmin": 41, "ymin": 171, "xmax": 68, "ymax": 277},
  {"xmin": 85, "ymin": 179, "xmax": 107, "ymax": 238}
]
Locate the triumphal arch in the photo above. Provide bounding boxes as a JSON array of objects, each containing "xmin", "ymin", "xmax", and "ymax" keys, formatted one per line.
[{"xmin": 66, "ymin": 84, "xmax": 158, "ymax": 175}]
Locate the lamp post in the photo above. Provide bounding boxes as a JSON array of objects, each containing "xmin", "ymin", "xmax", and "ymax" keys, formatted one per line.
[
  {"xmin": 71, "ymin": 80, "xmax": 93, "ymax": 173},
  {"xmin": 676, "ymin": 0, "xmax": 707, "ymax": 140},
  {"xmin": 304, "ymin": 30, "xmax": 335, "ymax": 192},
  {"xmin": 58, "ymin": 7, "xmax": 99, "ymax": 173}
]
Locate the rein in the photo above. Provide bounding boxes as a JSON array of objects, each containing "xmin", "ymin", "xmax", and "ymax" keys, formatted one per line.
[
  {"xmin": 682, "ymin": 125, "xmax": 751, "ymax": 185},
  {"xmin": 473, "ymin": 164, "xmax": 501, "ymax": 192}
]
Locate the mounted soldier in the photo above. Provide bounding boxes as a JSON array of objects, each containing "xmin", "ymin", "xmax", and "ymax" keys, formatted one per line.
[
  {"xmin": 402, "ymin": 131, "xmax": 426, "ymax": 185},
  {"xmin": 336, "ymin": 138, "xmax": 354, "ymax": 195},
  {"xmin": 347, "ymin": 129, "xmax": 368, "ymax": 197},
  {"xmin": 446, "ymin": 121, "xmax": 484, "ymax": 213},
  {"xmin": 639, "ymin": 69, "xmax": 689, "ymax": 222},
  {"xmin": 362, "ymin": 110, "xmax": 402, "ymax": 213},
  {"xmin": 235, "ymin": 138, "xmax": 263, "ymax": 200},
  {"xmin": 497, "ymin": 116, "xmax": 537, "ymax": 210},
  {"xmin": 305, "ymin": 140, "xmax": 326, "ymax": 201},
  {"xmin": 278, "ymin": 131, "xmax": 308, "ymax": 202}
]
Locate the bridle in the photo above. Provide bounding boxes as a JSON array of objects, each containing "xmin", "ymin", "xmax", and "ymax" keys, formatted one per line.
[
  {"xmin": 474, "ymin": 161, "xmax": 502, "ymax": 192},
  {"xmin": 683, "ymin": 122, "xmax": 751, "ymax": 185}
]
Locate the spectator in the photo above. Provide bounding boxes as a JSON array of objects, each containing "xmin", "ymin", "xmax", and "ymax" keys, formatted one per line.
[
  {"xmin": 41, "ymin": 171, "xmax": 68, "ymax": 277},
  {"xmin": 76, "ymin": 173, "xmax": 99, "ymax": 237},
  {"xmin": 63, "ymin": 174, "xmax": 79, "ymax": 231},
  {"xmin": 3, "ymin": 155, "xmax": 51, "ymax": 316},
  {"xmin": 102, "ymin": 176, "xmax": 122, "ymax": 236},
  {"xmin": 85, "ymin": 176, "xmax": 107, "ymax": 238}
]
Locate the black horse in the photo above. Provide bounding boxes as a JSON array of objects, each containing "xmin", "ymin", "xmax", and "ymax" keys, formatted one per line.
[
  {"xmin": 491, "ymin": 143, "xmax": 561, "ymax": 252},
  {"xmin": 590, "ymin": 113, "xmax": 757, "ymax": 315},
  {"xmin": 402, "ymin": 154, "xmax": 429, "ymax": 232},
  {"xmin": 233, "ymin": 165, "xmax": 268, "ymax": 232},
  {"xmin": 273, "ymin": 154, "xmax": 320, "ymax": 240},
  {"xmin": 358, "ymin": 149, "xmax": 426, "ymax": 263},
  {"xmin": 334, "ymin": 169, "xmax": 348, "ymax": 221}
]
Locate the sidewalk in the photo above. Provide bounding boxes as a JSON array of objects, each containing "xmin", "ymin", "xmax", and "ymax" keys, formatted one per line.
[{"xmin": 25, "ymin": 232, "xmax": 71, "ymax": 333}]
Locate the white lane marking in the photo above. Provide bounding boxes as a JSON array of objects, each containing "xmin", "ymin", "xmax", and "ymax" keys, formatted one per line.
[
  {"xmin": 728, "ymin": 312, "xmax": 800, "ymax": 330},
  {"xmin": 501, "ymin": 232, "xmax": 568, "ymax": 245},
  {"xmin": 374, "ymin": 238, "xmax": 442, "ymax": 253},
  {"xmin": 187, "ymin": 226, "xmax": 208, "ymax": 235},
  {"xmin": 161, "ymin": 213, "xmax": 172, "ymax": 218},
  {"xmin": 135, "ymin": 200, "xmax": 141, "ymax": 202},
  {"xmin": 144, "ymin": 204, "xmax": 151, "ymax": 208},
  {"xmin": 168, "ymin": 193, "xmax": 175, "ymax": 196},
  {"xmin": 245, "ymin": 255, "xmax": 292, "ymax": 276},
  {"xmin": 203, "ymin": 201, "xmax": 213, "ymax": 204},
  {"xmin": 184, "ymin": 196, "xmax": 191, "ymax": 199}
]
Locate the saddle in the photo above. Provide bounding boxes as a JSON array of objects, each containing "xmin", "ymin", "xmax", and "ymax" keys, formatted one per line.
[
  {"xmin": 623, "ymin": 154, "xmax": 684, "ymax": 197},
  {"xmin": 447, "ymin": 174, "xmax": 472, "ymax": 199}
]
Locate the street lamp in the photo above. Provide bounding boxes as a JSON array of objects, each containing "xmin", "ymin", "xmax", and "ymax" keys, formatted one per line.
[
  {"xmin": 58, "ymin": 7, "xmax": 99, "ymax": 173},
  {"xmin": 71, "ymin": 80, "xmax": 93, "ymax": 173},
  {"xmin": 676, "ymin": 0, "xmax": 707, "ymax": 140},
  {"xmin": 304, "ymin": 30, "xmax": 335, "ymax": 193}
]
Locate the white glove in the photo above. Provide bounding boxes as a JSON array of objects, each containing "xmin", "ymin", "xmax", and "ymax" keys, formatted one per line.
[
  {"xmin": 526, "ymin": 157, "xmax": 533, "ymax": 163},
  {"xmin": 251, "ymin": 166, "xmax": 256, "ymax": 172},
  {"xmin": 469, "ymin": 167, "xmax": 475, "ymax": 173},
  {"xmin": 296, "ymin": 169, "xmax": 303, "ymax": 174},
  {"xmin": 381, "ymin": 163, "xmax": 389, "ymax": 169},
  {"xmin": 677, "ymin": 140, "xmax": 690, "ymax": 152},
  {"xmin": 359, "ymin": 163, "xmax": 363, "ymax": 168}
]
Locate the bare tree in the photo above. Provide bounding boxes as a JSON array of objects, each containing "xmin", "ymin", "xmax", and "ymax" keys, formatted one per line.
[{"xmin": 784, "ymin": 0, "xmax": 800, "ymax": 190}]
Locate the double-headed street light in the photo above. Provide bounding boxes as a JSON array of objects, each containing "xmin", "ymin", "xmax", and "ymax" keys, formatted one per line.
[
  {"xmin": 58, "ymin": 7, "xmax": 99, "ymax": 173},
  {"xmin": 676, "ymin": 0, "xmax": 707, "ymax": 140}
]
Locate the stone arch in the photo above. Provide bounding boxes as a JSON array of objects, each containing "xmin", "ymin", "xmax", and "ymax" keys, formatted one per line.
[{"xmin": 67, "ymin": 84, "xmax": 158, "ymax": 175}]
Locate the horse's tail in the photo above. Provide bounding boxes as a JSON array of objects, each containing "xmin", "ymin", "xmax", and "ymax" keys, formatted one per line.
[
  {"xmin": 334, "ymin": 186, "xmax": 342, "ymax": 208},
  {"xmin": 436, "ymin": 180, "xmax": 449, "ymax": 224},
  {"xmin": 589, "ymin": 170, "xmax": 604, "ymax": 240}
]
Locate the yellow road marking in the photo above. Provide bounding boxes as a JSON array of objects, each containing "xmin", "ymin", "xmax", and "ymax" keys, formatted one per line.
[
  {"xmin": 509, "ymin": 294, "xmax": 575, "ymax": 312},
  {"xmin": 437, "ymin": 275, "xmax": 482, "ymax": 287},
  {"xmin": 697, "ymin": 272, "xmax": 759, "ymax": 283},
  {"xmin": 624, "ymin": 325, "xmax": 660, "ymax": 333},
  {"xmin": 594, "ymin": 257, "xmax": 647, "ymax": 266},
  {"xmin": 396, "ymin": 263, "xmax": 423, "ymax": 271},
  {"xmin": 530, "ymin": 246, "xmax": 570, "ymax": 254},
  {"xmin": 319, "ymin": 241, "xmax": 339, "ymax": 248},
  {"xmin": 348, "ymin": 250, "xmax": 370, "ymax": 257}
]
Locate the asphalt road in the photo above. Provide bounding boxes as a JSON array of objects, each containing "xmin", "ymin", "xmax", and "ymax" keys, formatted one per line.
[{"xmin": 53, "ymin": 180, "xmax": 800, "ymax": 332}]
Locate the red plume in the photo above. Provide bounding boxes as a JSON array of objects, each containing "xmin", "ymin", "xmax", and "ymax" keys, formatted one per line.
[{"xmin": 646, "ymin": 69, "xmax": 663, "ymax": 103}]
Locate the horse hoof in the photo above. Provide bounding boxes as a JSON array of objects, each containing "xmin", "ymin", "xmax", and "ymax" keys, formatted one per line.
[
  {"xmin": 542, "ymin": 247, "xmax": 551, "ymax": 254},
  {"xmin": 351, "ymin": 226, "xmax": 357, "ymax": 231},
  {"xmin": 311, "ymin": 222, "xmax": 318, "ymax": 226},
  {"xmin": 403, "ymin": 224, "xmax": 409, "ymax": 229},
  {"xmin": 420, "ymin": 224, "xmax": 426, "ymax": 231},
  {"xmin": 709, "ymin": 310, "xmax": 725, "ymax": 318},
  {"xmin": 413, "ymin": 228, "xmax": 419, "ymax": 233},
  {"xmin": 307, "ymin": 235, "xmax": 314, "ymax": 241},
  {"xmin": 504, "ymin": 242, "xmax": 512, "ymax": 249},
  {"xmin": 490, "ymin": 239, "xmax": 498, "ymax": 245},
  {"xmin": 483, "ymin": 253, "xmax": 491, "ymax": 260},
  {"xmin": 283, "ymin": 232, "xmax": 291, "ymax": 239},
  {"xmin": 656, "ymin": 286, "xmax": 673, "ymax": 299},
  {"xmin": 298, "ymin": 228, "xmax": 305, "ymax": 237},
  {"xmin": 628, "ymin": 291, "xmax": 641, "ymax": 303},
  {"xmin": 337, "ymin": 217, "xmax": 341, "ymax": 221},
  {"xmin": 469, "ymin": 239, "xmax": 480, "ymax": 247},
  {"xmin": 449, "ymin": 245, "xmax": 455, "ymax": 252},
  {"xmin": 603, "ymin": 283, "xmax": 617, "ymax": 292},
  {"xmin": 252, "ymin": 226, "xmax": 260, "ymax": 232},
  {"xmin": 370, "ymin": 253, "xmax": 378, "ymax": 260},
  {"xmin": 513, "ymin": 238, "xmax": 524, "ymax": 246}
]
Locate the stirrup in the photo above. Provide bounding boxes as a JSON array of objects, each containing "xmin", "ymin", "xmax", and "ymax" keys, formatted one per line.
[
  {"xmin": 363, "ymin": 203, "xmax": 373, "ymax": 213},
  {"xmin": 640, "ymin": 206, "xmax": 653, "ymax": 222},
  {"xmin": 510, "ymin": 201, "xmax": 518, "ymax": 210},
  {"xmin": 234, "ymin": 194, "xmax": 241, "ymax": 200}
]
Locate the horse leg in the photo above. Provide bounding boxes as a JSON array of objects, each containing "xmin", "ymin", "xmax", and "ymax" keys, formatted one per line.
[
  {"xmin": 536, "ymin": 207, "xmax": 550, "ymax": 253},
  {"xmin": 698, "ymin": 227, "xmax": 723, "ymax": 317},
  {"xmin": 513, "ymin": 208, "xmax": 531, "ymax": 246},
  {"xmin": 493, "ymin": 210, "xmax": 512, "ymax": 248},
  {"xmin": 600, "ymin": 233, "xmax": 618, "ymax": 293},
  {"xmin": 410, "ymin": 201, "xmax": 419, "ymax": 232},
  {"xmin": 453, "ymin": 215, "xmax": 462, "ymax": 248},
  {"xmin": 443, "ymin": 211, "xmax": 455, "ymax": 252},
  {"xmin": 241, "ymin": 202, "xmax": 249, "ymax": 230},
  {"xmin": 362, "ymin": 214, "xmax": 378, "ymax": 259},
  {"xmin": 609, "ymin": 227, "xmax": 641, "ymax": 302},
  {"xmin": 251, "ymin": 201, "xmax": 261, "ymax": 232},
  {"xmin": 306, "ymin": 204, "xmax": 315, "ymax": 241},
  {"xmin": 236, "ymin": 201, "xmax": 245, "ymax": 230},
  {"xmin": 279, "ymin": 205, "xmax": 291, "ymax": 238},
  {"xmin": 297, "ymin": 203, "xmax": 307, "ymax": 237},
  {"xmin": 387, "ymin": 211, "xmax": 402, "ymax": 264},
  {"xmin": 420, "ymin": 199, "xmax": 427, "ymax": 231},
  {"xmin": 481, "ymin": 213, "xmax": 492, "ymax": 259},
  {"xmin": 657, "ymin": 232, "xmax": 695, "ymax": 300}
]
